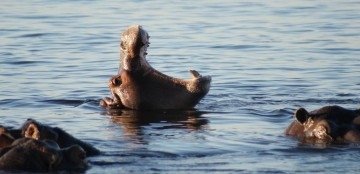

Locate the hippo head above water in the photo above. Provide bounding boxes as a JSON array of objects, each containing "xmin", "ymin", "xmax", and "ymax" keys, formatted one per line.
[
  {"xmin": 0, "ymin": 138, "xmax": 88, "ymax": 172},
  {"xmin": 285, "ymin": 105, "xmax": 360, "ymax": 145},
  {"xmin": 100, "ymin": 25, "xmax": 211, "ymax": 110},
  {"xmin": 119, "ymin": 24, "xmax": 150, "ymax": 72}
]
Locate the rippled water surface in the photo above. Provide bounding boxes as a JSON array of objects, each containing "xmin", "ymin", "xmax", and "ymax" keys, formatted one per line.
[{"xmin": 1, "ymin": 0, "xmax": 360, "ymax": 173}]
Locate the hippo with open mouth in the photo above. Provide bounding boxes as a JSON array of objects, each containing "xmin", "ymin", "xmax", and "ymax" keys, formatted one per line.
[
  {"xmin": 285, "ymin": 105, "xmax": 360, "ymax": 145},
  {"xmin": 100, "ymin": 25, "xmax": 211, "ymax": 110}
]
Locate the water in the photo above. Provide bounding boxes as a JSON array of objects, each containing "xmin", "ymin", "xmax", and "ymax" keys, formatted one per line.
[{"xmin": 1, "ymin": 0, "xmax": 360, "ymax": 173}]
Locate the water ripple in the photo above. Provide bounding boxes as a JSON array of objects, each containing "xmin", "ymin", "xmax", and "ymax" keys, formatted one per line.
[
  {"xmin": 2, "ymin": 60, "xmax": 50, "ymax": 65},
  {"xmin": 39, "ymin": 99, "xmax": 85, "ymax": 107},
  {"xmin": 211, "ymin": 44, "xmax": 271, "ymax": 50},
  {"xmin": 13, "ymin": 32, "xmax": 60, "ymax": 38}
]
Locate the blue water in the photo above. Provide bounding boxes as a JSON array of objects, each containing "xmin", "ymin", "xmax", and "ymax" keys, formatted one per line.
[{"xmin": 1, "ymin": 0, "xmax": 360, "ymax": 173}]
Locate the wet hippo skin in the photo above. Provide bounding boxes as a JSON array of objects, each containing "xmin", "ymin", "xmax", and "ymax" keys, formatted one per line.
[
  {"xmin": 21, "ymin": 119, "xmax": 100, "ymax": 156},
  {"xmin": 0, "ymin": 138, "xmax": 88, "ymax": 172},
  {"xmin": 0, "ymin": 126, "xmax": 20, "ymax": 148},
  {"xmin": 100, "ymin": 25, "xmax": 211, "ymax": 110},
  {"xmin": 0, "ymin": 119, "xmax": 100, "ymax": 156},
  {"xmin": 285, "ymin": 105, "xmax": 360, "ymax": 144}
]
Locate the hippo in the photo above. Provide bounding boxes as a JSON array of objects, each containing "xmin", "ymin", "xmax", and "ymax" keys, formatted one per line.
[
  {"xmin": 285, "ymin": 105, "xmax": 360, "ymax": 144},
  {"xmin": 0, "ymin": 138, "xmax": 88, "ymax": 172},
  {"xmin": 21, "ymin": 119, "xmax": 100, "ymax": 156},
  {"xmin": 100, "ymin": 25, "xmax": 211, "ymax": 110},
  {"xmin": 0, "ymin": 126, "xmax": 18, "ymax": 148}
]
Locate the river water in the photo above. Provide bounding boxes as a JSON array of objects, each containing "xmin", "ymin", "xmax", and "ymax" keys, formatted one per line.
[{"xmin": 1, "ymin": 0, "xmax": 360, "ymax": 173}]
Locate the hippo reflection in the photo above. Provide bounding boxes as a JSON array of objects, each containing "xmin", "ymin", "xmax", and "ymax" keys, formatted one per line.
[
  {"xmin": 285, "ymin": 105, "xmax": 360, "ymax": 144},
  {"xmin": 103, "ymin": 110, "xmax": 208, "ymax": 141},
  {"xmin": 101, "ymin": 25, "xmax": 211, "ymax": 110}
]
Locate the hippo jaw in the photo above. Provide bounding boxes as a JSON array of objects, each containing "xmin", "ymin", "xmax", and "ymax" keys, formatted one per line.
[
  {"xmin": 120, "ymin": 25, "xmax": 150, "ymax": 72},
  {"xmin": 186, "ymin": 69, "xmax": 211, "ymax": 94},
  {"xmin": 100, "ymin": 75, "xmax": 124, "ymax": 109},
  {"xmin": 57, "ymin": 145, "xmax": 89, "ymax": 172}
]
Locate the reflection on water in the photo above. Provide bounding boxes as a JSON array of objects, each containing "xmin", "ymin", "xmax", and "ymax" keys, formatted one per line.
[{"xmin": 103, "ymin": 110, "xmax": 208, "ymax": 143}]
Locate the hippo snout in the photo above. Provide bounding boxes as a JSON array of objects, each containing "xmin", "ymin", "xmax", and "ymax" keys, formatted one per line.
[{"xmin": 100, "ymin": 75, "xmax": 123, "ymax": 109}]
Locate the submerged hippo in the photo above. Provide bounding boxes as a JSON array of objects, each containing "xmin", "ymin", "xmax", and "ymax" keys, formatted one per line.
[
  {"xmin": 100, "ymin": 25, "xmax": 211, "ymax": 110},
  {"xmin": 0, "ymin": 138, "xmax": 88, "ymax": 172},
  {"xmin": 0, "ymin": 126, "xmax": 20, "ymax": 148},
  {"xmin": 21, "ymin": 119, "xmax": 100, "ymax": 156},
  {"xmin": 285, "ymin": 105, "xmax": 360, "ymax": 144},
  {"xmin": 0, "ymin": 119, "xmax": 100, "ymax": 156}
]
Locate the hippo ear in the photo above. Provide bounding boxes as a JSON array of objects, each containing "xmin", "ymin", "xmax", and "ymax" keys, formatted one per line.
[
  {"xmin": 295, "ymin": 108, "xmax": 310, "ymax": 124},
  {"xmin": 23, "ymin": 123, "xmax": 40, "ymax": 140}
]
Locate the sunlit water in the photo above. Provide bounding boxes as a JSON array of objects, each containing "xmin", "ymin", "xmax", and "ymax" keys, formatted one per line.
[{"xmin": 1, "ymin": 0, "xmax": 360, "ymax": 173}]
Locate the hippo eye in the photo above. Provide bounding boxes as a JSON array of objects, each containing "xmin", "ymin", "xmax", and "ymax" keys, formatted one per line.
[{"xmin": 112, "ymin": 78, "xmax": 121, "ymax": 86}]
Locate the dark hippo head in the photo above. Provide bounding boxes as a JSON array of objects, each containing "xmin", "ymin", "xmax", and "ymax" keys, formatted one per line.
[
  {"xmin": 285, "ymin": 105, "xmax": 360, "ymax": 145},
  {"xmin": 20, "ymin": 119, "xmax": 100, "ymax": 156},
  {"xmin": 56, "ymin": 144, "xmax": 88, "ymax": 172},
  {"xmin": 100, "ymin": 25, "xmax": 211, "ymax": 110},
  {"xmin": 21, "ymin": 119, "xmax": 58, "ymax": 141},
  {"xmin": 0, "ymin": 138, "xmax": 88, "ymax": 172}
]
